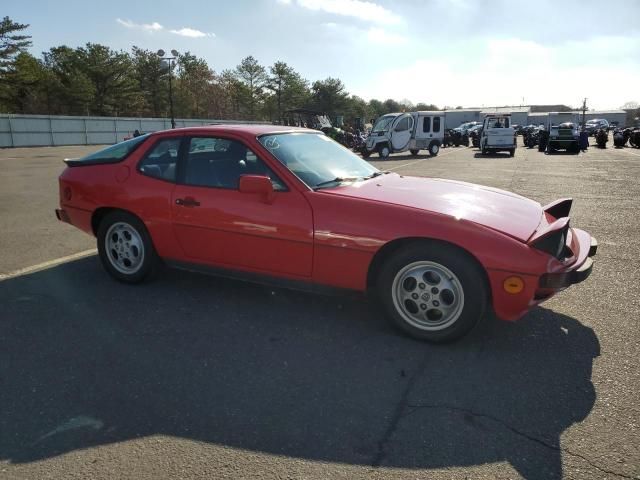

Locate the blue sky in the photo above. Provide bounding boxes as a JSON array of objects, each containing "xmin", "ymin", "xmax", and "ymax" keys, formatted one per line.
[{"xmin": 6, "ymin": 0, "xmax": 640, "ymax": 110}]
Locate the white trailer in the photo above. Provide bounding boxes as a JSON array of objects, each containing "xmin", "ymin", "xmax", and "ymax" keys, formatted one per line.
[{"xmin": 362, "ymin": 111, "xmax": 445, "ymax": 158}]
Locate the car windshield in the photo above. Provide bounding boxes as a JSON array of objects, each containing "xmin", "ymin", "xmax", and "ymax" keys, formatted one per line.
[
  {"xmin": 77, "ymin": 134, "xmax": 149, "ymax": 162},
  {"xmin": 259, "ymin": 132, "xmax": 378, "ymax": 189},
  {"xmin": 372, "ymin": 115, "xmax": 397, "ymax": 132}
]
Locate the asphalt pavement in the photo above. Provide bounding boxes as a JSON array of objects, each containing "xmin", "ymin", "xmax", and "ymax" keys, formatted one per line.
[{"xmin": 1, "ymin": 139, "xmax": 639, "ymax": 479}]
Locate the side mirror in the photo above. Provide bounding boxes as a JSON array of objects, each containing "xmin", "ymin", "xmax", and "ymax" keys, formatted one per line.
[{"xmin": 238, "ymin": 175, "xmax": 275, "ymax": 204}]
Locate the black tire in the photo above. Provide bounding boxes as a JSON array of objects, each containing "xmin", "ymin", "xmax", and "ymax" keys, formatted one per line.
[
  {"xmin": 378, "ymin": 144, "xmax": 390, "ymax": 159},
  {"xmin": 509, "ymin": 148, "xmax": 515, "ymax": 157},
  {"xmin": 410, "ymin": 149, "xmax": 420, "ymax": 156},
  {"xmin": 97, "ymin": 210, "xmax": 159, "ymax": 284},
  {"xmin": 428, "ymin": 142, "xmax": 440, "ymax": 156},
  {"xmin": 361, "ymin": 150, "xmax": 371, "ymax": 159},
  {"xmin": 378, "ymin": 242, "xmax": 488, "ymax": 342}
]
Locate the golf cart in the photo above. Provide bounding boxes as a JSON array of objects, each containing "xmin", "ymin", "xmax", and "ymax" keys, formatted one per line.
[
  {"xmin": 546, "ymin": 112, "xmax": 580, "ymax": 154},
  {"xmin": 362, "ymin": 111, "xmax": 445, "ymax": 158}
]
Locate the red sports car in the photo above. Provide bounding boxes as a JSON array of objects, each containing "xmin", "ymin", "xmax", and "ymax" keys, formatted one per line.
[{"xmin": 56, "ymin": 125, "xmax": 597, "ymax": 342}]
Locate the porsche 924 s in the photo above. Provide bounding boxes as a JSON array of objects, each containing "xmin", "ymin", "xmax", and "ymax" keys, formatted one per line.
[{"xmin": 56, "ymin": 125, "xmax": 596, "ymax": 342}]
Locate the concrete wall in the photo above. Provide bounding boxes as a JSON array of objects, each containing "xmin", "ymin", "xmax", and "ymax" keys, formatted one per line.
[{"xmin": 0, "ymin": 114, "xmax": 267, "ymax": 148}]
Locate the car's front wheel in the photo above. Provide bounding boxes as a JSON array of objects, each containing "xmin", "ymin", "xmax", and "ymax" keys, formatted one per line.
[
  {"xmin": 97, "ymin": 211, "xmax": 159, "ymax": 283},
  {"xmin": 378, "ymin": 243, "xmax": 487, "ymax": 342},
  {"xmin": 378, "ymin": 144, "xmax": 390, "ymax": 159}
]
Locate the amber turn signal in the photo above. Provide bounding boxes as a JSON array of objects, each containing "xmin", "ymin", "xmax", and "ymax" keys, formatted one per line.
[{"xmin": 503, "ymin": 276, "xmax": 524, "ymax": 294}]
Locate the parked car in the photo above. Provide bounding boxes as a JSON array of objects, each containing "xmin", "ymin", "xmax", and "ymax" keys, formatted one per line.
[
  {"xmin": 453, "ymin": 121, "xmax": 481, "ymax": 135},
  {"xmin": 584, "ymin": 118, "xmax": 610, "ymax": 136},
  {"xmin": 362, "ymin": 111, "xmax": 444, "ymax": 158},
  {"xmin": 479, "ymin": 114, "xmax": 516, "ymax": 156},
  {"xmin": 56, "ymin": 125, "xmax": 597, "ymax": 342}
]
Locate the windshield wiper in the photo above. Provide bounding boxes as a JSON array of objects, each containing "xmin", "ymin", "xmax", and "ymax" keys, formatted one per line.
[
  {"xmin": 314, "ymin": 177, "xmax": 361, "ymax": 190},
  {"xmin": 364, "ymin": 171, "xmax": 388, "ymax": 180}
]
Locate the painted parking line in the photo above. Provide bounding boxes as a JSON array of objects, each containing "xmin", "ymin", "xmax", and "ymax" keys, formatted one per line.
[
  {"xmin": 388, "ymin": 149, "xmax": 456, "ymax": 172},
  {"xmin": 0, "ymin": 249, "xmax": 97, "ymax": 281}
]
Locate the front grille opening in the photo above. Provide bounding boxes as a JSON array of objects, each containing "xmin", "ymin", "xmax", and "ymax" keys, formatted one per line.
[{"xmin": 534, "ymin": 290, "xmax": 554, "ymax": 301}]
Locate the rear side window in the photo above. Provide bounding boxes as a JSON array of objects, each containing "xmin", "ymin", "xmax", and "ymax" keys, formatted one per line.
[
  {"xmin": 74, "ymin": 134, "xmax": 149, "ymax": 164},
  {"xmin": 423, "ymin": 117, "xmax": 431, "ymax": 133},
  {"xmin": 138, "ymin": 137, "xmax": 181, "ymax": 182},
  {"xmin": 433, "ymin": 117, "xmax": 441, "ymax": 132}
]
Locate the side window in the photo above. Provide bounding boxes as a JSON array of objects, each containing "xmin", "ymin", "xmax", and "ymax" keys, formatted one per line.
[
  {"xmin": 138, "ymin": 137, "xmax": 181, "ymax": 182},
  {"xmin": 504, "ymin": 118, "xmax": 510, "ymax": 128},
  {"xmin": 423, "ymin": 117, "xmax": 431, "ymax": 133},
  {"xmin": 395, "ymin": 116, "xmax": 410, "ymax": 131},
  {"xmin": 433, "ymin": 117, "xmax": 441, "ymax": 133},
  {"xmin": 184, "ymin": 137, "xmax": 286, "ymax": 190}
]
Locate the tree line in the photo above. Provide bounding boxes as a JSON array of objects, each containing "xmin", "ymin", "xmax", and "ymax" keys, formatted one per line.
[{"xmin": 0, "ymin": 16, "xmax": 439, "ymax": 126}]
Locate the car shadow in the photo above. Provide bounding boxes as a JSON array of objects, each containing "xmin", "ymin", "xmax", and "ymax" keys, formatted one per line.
[
  {"xmin": 473, "ymin": 152, "xmax": 514, "ymax": 158},
  {"xmin": 0, "ymin": 257, "xmax": 600, "ymax": 479},
  {"xmin": 544, "ymin": 151, "xmax": 581, "ymax": 156}
]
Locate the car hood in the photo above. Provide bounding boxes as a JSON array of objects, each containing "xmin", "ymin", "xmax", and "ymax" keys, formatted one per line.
[{"xmin": 325, "ymin": 174, "xmax": 543, "ymax": 242}]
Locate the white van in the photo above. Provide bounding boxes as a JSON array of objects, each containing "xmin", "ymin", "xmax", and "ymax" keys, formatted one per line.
[
  {"xmin": 362, "ymin": 111, "xmax": 445, "ymax": 158},
  {"xmin": 479, "ymin": 114, "xmax": 516, "ymax": 156}
]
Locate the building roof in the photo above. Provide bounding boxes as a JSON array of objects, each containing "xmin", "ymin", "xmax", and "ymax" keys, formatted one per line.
[
  {"xmin": 480, "ymin": 106, "xmax": 531, "ymax": 114},
  {"xmin": 584, "ymin": 110, "xmax": 626, "ymax": 114},
  {"xmin": 443, "ymin": 108, "xmax": 483, "ymax": 113}
]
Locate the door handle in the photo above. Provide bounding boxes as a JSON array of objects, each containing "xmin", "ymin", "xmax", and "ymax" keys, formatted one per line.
[{"xmin": 175, "ymin": 197, "xmax": 200, "ymax": 207}]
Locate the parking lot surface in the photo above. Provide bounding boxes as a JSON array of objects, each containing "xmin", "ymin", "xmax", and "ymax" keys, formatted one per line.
[{"xmin": 1, "ymin": 140, "xmax": 639, "ymax": 479}]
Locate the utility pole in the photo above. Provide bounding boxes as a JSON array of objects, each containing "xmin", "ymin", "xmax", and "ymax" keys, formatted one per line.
[
  {"xmin": 157, "ymin": 49, "xmax": 179, "ymax": 129},
  {"xmin": 581, "ymin": 98, "xmax": 587, "ymax": 132}
]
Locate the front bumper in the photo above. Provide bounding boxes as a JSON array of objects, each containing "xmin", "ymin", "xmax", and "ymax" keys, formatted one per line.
[
  {"xmin": 538, "ymin": 235, "xmax": 597, "ymax": 289},
  {"xmin": 489, "ymin": 231, "xmax": 597, "ymax": 321}
]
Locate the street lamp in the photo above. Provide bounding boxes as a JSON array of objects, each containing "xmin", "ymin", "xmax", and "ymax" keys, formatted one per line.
[{"xmin": 157, "ymin": 49, "xmax": 179, "ymax": 129}]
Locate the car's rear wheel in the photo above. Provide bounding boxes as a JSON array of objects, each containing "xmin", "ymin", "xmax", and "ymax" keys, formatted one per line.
[
  {"xmin": 410, "ymin": 149, "xmax": 419, "ymax": 156},
  {"xmin": 97, "ymin": 211, "xmax": 159, "ymax": 283},
  {"xmin": 378, "ymin": 243, "xmax": 487, "ymax": 342},
  {"xmin": 429, "ymin": 143, "xmax": 440, "ymax": 156}
]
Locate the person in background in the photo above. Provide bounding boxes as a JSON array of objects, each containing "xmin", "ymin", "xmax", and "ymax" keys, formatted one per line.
[
  {"xmin": 133, "ymin": 129, "xmax": 142, "ymax": 138},
  {"xmin": 579, "ymin": 129, "xmax": 589, "ymax": 152}
]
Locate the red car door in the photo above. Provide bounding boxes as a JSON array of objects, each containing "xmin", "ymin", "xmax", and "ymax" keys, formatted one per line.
[{"xmin": 171, "ymin": 135, "xmax": 314, "ymax": 277}]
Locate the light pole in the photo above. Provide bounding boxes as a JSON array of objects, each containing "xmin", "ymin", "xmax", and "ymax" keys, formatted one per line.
[{"xmin": 157, "ymin": 49, "xmax": 179, "ymax": 129}]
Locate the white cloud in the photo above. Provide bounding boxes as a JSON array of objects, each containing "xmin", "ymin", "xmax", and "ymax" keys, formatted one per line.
[
  {"xmin": 169, "ymin": 27, "xmax": 215, "ymax": 38},
  {"xmin": 292, "ymin": 0, "xmax": 402, "ymax": 25},
  {"xmin": 116, "ymin": 18, "xmax": 163, "ymax": 32},
  {"xmin": 358, "ymin": 36, "xmax": 640, "ymax": 110},
  {"xmin": 366, "ymin": 27, "xmax": 408, "ymax": 45}
]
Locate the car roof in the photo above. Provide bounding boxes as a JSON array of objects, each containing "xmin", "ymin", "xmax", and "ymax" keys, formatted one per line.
[{"xmin": 149, "ymin": 124, "xmax": 318, "ymax": 138}]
